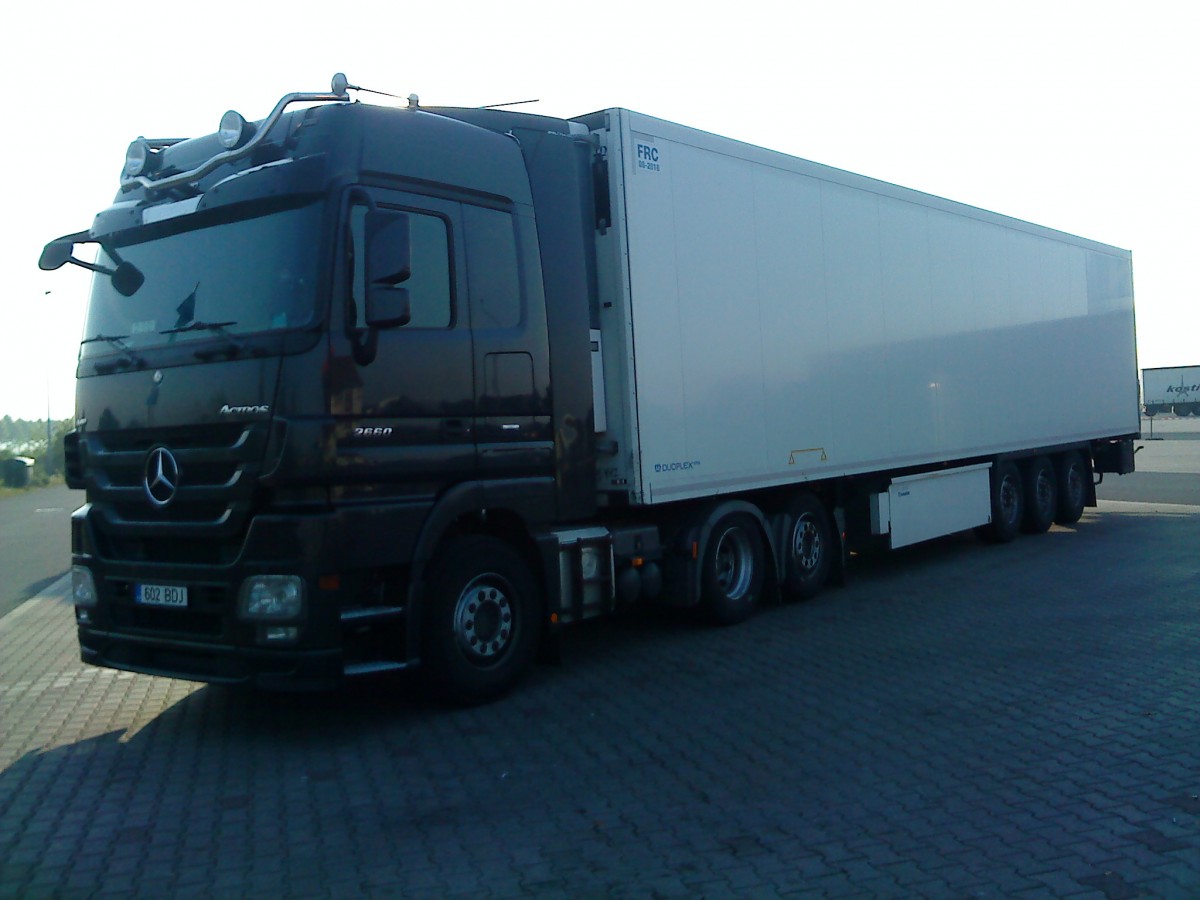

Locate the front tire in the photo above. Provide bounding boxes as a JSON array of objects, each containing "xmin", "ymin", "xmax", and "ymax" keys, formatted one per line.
[
  {"xmin": 422, "ymin": 536, "xmax": 542, "ymax": 704},
  {"xmin": 699, "ymin": 514, "xmax": 766, "ymax": 626}
]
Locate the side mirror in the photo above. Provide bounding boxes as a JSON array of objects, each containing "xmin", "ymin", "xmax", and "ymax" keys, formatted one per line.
[
  {"xmin": 366, "ymin": 213, "xmax": 411, "ymax": 286},
  {"xmin": 39, "ymin": 239, "xmax": 77, "ymax": 271},
  {"xmin": 39, "ymin": 231, "xmax": 145, "ymax": 297},
  {"xmin": 366, "ymin": 285, "xmax": 411, "ymax": 329}
]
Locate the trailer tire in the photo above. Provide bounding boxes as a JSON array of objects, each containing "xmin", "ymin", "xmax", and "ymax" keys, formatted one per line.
[
  {"xmin": 1175, "ymin": 405, "xmax": 1192, "ymax": 417},
  {"xmin": 977, "ymin": 460, "xmax": 1023, "ymax": 543},
  {"xmin": 1054, "ymin": 452, "xmax": 1088, "ymax": 525},
  {"xmin": 421, "ymin": 535, "xmax": 542, "ymax": 705},
  {"xmin": 1021, "ymin": 456, "xmax": 1057, "ymax": 534},
  {"xmin": 783, "ymin": 493, "xmax": 832, "ymax": 600},
  {"xmin": 699, "ymin": 514, "xmax": 766, "ymax": 625}
]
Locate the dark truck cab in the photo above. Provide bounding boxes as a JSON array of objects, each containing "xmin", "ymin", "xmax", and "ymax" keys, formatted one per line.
[{"xmin": 43, "ymin": 78, "xmax": 613, "ymax": 700}]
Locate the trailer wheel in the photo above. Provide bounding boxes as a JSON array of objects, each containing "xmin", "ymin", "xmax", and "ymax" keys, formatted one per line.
[
  {"xmin": 1175, "ymin": 405, "xmax": 1192, "ymax": 417},
  {"xmin": 783, "ymin": 494, "xmax": 832, "ymax": 600},
  {"xmin": 699, "ymin": 514, "xmax": 766, "ymax": 625},
  {"xmin": 422, "ymin": 535, "xmax": 542, "ymax": 704},
  {"xmin": 1054, "ymin": 452, "xmax": 1088, "ymax": 525},
  {"xmin": 977, "ymin": 460, "xmax": 1023, "ymax": 543},
  {"xmin": 1021, "ymin": 457, "xmax": 1057, "ymax": 534}
]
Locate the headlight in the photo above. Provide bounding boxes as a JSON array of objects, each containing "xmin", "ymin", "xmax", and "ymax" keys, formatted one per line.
[
  {"xmin": 238, "ymin": 575, "xmax": 304, "ymax": 621},
  {"xmin": 72, "ymin": 565, "xmax": 98, "ymax": 608}
]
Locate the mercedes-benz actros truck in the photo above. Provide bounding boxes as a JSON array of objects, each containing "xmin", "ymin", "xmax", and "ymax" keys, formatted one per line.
[{"xmin": 41, "ymin": 75, "xmax": 1138, "ymax": 702}]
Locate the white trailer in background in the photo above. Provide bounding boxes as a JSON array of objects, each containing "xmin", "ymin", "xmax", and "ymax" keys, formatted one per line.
[{"xmin": 1143, "ymin": 366, "xmax": 1200, "ymax": 416}]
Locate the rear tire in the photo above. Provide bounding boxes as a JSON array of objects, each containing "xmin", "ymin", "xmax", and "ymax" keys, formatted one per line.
[
  {"xmin": 699, "ymin": 514, "xmax": 766, "ymax": 626},
  {"xmin": 782, "ymin": 494, "xmax": 832, "ymax": 600},
  {"xmin": 422, "ymin": 535, "xmax": 542, "ymax": 705},
  {"xmin": 1021, "ymin": 456, "xmax": 1057, "ymax": 534},
  {"xmin": 976, "ymin": 460, "xmax": 1023, "ymax": 543},
  {"xmin": 1054, "ymin": 452, "xmax": 1088, "ymax": 525}
]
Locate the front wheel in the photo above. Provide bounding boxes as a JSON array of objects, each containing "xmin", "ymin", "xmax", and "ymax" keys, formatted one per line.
[{"xmin": 422, "ymin": 536, "xmax": 542, "ymax": 704}]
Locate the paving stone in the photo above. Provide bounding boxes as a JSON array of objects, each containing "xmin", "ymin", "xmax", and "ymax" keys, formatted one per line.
[{"xmin": 3, "ymin": 507, "xmax": 1200, "ymax": 897}]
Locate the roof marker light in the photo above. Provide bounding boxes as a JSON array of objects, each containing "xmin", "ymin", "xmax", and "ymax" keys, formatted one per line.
[
  {"xmin": 218, "ymin": 110, "xmax": 254, "ymax": 149},
  {"xmin": 123, "ymin": 138, "xmax": 154, "ymax": 179}
]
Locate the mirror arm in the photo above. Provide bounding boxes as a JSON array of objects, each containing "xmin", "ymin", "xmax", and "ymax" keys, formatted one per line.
[{"xmin": 67, "ymin": 257, "xmax": 118, "ymax": 277}]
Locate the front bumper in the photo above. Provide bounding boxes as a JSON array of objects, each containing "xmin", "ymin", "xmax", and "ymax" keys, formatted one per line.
[{"xmin": 79, "ymin": 624, "xmax": 344, "ymax": 691}]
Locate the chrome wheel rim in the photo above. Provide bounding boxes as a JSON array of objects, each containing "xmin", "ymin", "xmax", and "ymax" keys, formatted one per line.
[
  {"xmin": 453, "ymin": 574, "xmax": 515, "ymax": 662},
  {"xmin": 791, "ymin": 515, "xmax": 821, "ymax": 573},
  {"xmin": 714, "ymin": 527, "xmax": 755, "ymax": 600}
]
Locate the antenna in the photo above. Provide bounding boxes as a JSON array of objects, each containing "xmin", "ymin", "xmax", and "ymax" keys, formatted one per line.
[
  {"xmin": 330, "ymin": 73, "xmax": 407, "ymax": 101},
  {"xmin": 478, "ymin": 99, "xmax": 541, "ymax": 109}
]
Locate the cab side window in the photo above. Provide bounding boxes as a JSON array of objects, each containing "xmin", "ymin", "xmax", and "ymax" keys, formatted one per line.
[{"xmin": 464, "ymin": 206, "xmax": 521, "ymax": 329}]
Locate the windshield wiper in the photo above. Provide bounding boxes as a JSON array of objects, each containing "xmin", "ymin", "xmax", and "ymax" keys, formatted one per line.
[
  {"xmin": 81, "ymin": 333, "xmax": 146, "ymax": 370},
  {"xmin": 160, "ymin": 319, "xmax": 239, "ymax": 337},
  {"xmin": 160, "ymin": 319, "xmax": 248, "ymax": 358}
]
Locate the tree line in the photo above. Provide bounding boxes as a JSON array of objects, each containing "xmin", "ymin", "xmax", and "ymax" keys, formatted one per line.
[{"xmin": 0, "ymin": 415, "xmax": 74, "ymax": 480}]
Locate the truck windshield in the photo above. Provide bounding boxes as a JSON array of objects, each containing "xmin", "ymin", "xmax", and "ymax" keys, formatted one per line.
[{"xmin": 81, "ymin": 200, "xmax": 323, "ymax": 358}]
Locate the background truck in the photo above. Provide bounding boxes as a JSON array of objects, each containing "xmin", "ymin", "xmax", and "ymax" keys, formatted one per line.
[
  {"xmin": 41, "ymin": 75, "xmax": 1139, "ymax": 702},
  {"xmin": 1142, "ymin": 365, "xmax": 1200, "ymax": 416}
]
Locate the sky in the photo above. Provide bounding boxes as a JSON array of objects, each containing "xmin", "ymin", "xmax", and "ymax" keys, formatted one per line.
[{"xmin": 1, "ymin": 0, "xmax": 1195, "ymax": 421}]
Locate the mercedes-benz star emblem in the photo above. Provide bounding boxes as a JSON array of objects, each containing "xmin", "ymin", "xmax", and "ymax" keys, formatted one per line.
[{"xmin": 144, "ymin": 447, "xmax": 180, "ymax": 508}]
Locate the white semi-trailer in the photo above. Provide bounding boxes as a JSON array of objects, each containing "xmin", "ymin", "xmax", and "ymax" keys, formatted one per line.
[
  {"xmin": 1143, "ymin": 366, "xmax": 1200, "ymax": 416},
  {"xmin": 42, "ymin": 76, "xmax": 1139, "ymax": 702}
]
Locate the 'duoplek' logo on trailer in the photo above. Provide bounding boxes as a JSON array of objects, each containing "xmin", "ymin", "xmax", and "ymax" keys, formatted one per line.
[{"xmin": 634, "ymin": 136, "xmax": 662, "ymax": 173}]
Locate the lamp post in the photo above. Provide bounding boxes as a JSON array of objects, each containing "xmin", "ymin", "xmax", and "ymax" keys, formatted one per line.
[{"xmin": 44, "ymin": 291, "xmax": 52, "ymax": 457}]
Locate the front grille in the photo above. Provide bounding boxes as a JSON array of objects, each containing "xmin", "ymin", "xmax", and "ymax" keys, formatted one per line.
[{"xmin": 80, "ymin": 423, "xmax": 270, "ymax": 565}]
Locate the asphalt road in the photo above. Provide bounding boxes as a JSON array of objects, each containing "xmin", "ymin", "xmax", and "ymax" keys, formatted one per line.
[
  {"xmin": 1097, "ymin": 418, "xmax": 1200, "ymax": 506},
  {"xmin": 0, "ymin": 482, "xmax": 80, "ymax": 620}
]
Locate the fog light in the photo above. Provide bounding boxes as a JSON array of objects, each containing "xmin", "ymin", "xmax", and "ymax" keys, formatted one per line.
[
  {"xmin": 238, "ymin": 575, "xmax": 304, "ymax": 621},
  {"xmin": 580, "ymin": 546, "xmax": 601, "ymax": 580},
  {"xmin": 72, "ymin": 565, "xmax": 98, "ymax": 608}
]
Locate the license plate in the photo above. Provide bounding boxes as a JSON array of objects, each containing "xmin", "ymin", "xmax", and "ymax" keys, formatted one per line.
[{"xmin": 135, "ymin": 583, "xmax": 188, "ymax": 608}]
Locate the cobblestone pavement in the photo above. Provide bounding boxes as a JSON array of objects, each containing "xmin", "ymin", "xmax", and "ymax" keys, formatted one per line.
[{"xmin": 2, "ymin": 500, "xmax": 1199, "ymax": 899}]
